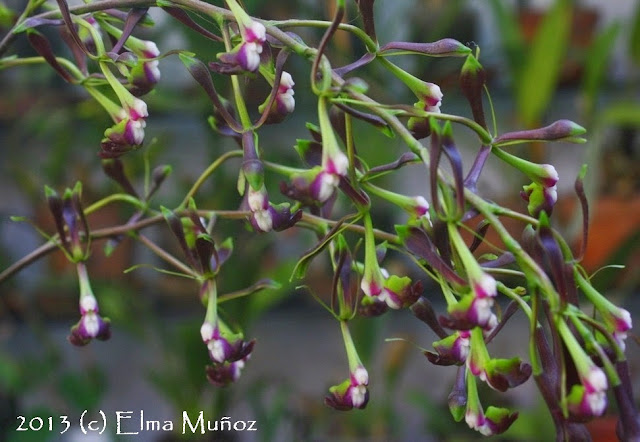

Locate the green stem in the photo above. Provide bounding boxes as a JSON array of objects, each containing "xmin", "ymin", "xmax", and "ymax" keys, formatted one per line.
[
  {"xmin": 84, "ymin": 193, "xmax": 146, "ymax": 214},
  {"xmin": 205, "ymin": 279, "xmax": 218, "ymax": 324},
  {"xmin": 340, "ymin": 320, "xmax": 361, "ymax": 372},
  {"xmin": 221, "ymin": 24, "xmax": 252, "ymax": 129},
  {"xmin": 0, "ymin": 56, "xmax": 84, "ymax": 80},
  {"xmin": 179, "ymin": 149, "xmax": 243, "ymax": 208},
  {"xmin": 273, "ymin": 19, "xmax": 378, "ymax": 53}
]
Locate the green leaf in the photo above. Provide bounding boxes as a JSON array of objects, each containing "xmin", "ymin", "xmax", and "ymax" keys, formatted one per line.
[
  {"xmin": 516, "ymin": 0, "xmax": 572, "ymax": 126},
  {"xmin": 630, "ymin": 2, "xmax": 640, "ymax": 66},
  {"xmin": 58, "ymin": 367, "xmax": 107, "ymax": 412},
  {"xmin": 601, "ymin": 103, "xmax": 640, "ymax": 126},
  {"xmin": 487, "ymin": 0, "xmax": 526, "ymax": 79},
  {"xmin": 581, "ymin": 22, "xmax": 621, "ymax": 114}
]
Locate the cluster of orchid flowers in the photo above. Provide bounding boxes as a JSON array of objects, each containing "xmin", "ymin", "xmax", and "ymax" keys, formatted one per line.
[{"xmin": 3, "ymin": 0, "xmax": 639, "ymax": 439}]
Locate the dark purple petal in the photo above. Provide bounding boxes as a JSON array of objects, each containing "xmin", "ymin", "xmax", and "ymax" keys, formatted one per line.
[
  {"xmin": 484, "ymin": 300, "xmax": 519, "ymax": 344},
  {"xmin": 205, "ymin": 361, "xmax": 244, "ymax": 387},
  {"xmin": 146, "ymin": 165, "xmax": 171, "ymax": 200},
  {"xmin": 574, "ymin": 166, "xmax": 589, "ymax": 261},
  {"xmin": 448, "ymin": 366, "xmax": 468, "ymax": 422},
  {"xmin": 484, "ymin": 407, "xmax": 519, "ymax": 435},
  {"xmin": 17, "ymin": 17, "xmax": 65, "ymax": 30},
  {"xmin": 479, "ymin": 252, "xmax": 515, "ymax": 269},
  {"xmin": 333, "ymin": 52, "xmax": 376, "ymax": 77},
  {"xmin": 364, "ymin": 152, "xmax": 418, "ymax": 179},
  {"xmin": 380, "ymin": 39, "xmax": 471, "ymax": 57},
  {"xmin": 411, "ymin": 297, "xmax": 448, "ymax": 338},
  {"xmin": 110, "ymin": 8, "xmax": 149, "ymax": 54},
  {"xmin": 334, "ymin": 102, "xmax": 390, "ymax": 133},
  {"xmin": 27, "ymin": 30, "xmax": 74, "ymax": 83},
  {"xmin": 162, "ymin": 6, "xmax": 222, "ymax": 42},
  {"xmin": 615, "ymin": 361, "xmax": 640, "ymax": 440},
  {"xmin": 493, "ymin": 120, "xmax": 587, "ymax": 145},
  {"xmin": 429, "ymin": 121, "xmax": 442, "ymax": 213},
  {"xmin": 460, "ymin": 55, "xmax": 487, "ymax": 129},
  {"xmin": 102, "ymin": 158, "xmax": 139, "ymax": 197},
  {"xmin": 396, "ymin": 226, "xmax": 467, "ymax": 286},
  {"xmin": 537, "ymin": 217, "xmax": 573, "ymax": 305},
  {"xmin": 295, "ymin": 138, "xmax": 323, "ymax": 167},
  {"xmin": 162, "ymin": 208, "xmax": 198, "ymax": 269},
  {"xmin": 179, "ymin": 54, "xmax": 242, "ymax": 132},
  {"xmin": 358, "ymin": 295, "xmax": 389, "ymax": 317},
  {"xmin": 54, "ymin": 0, "xmax": 90, "ymax": 56},
  {"xmin": 464, "ymin": 144, "xmax": 491, "ymax": 193},
  {"xmin": 485, "ymin": 358, "xmax": 532, "ymax": 392},
  {"xmin": 441, "ymin": 123, "xmax": 465, "ymax": 214},
  {"xmin": 355, "ymin": 0, "xmax": 377, "ymax": 42},
  {"xmin": 338, "ymin": 177, "xmax": 370, "ymax": 207},
  {"xmin": 468, "ymin": 220, "xmax": 490, "ymax": 253},
  {"xmin": 45, "ymin": 187, "xmax": 69, "ymax": 250}
]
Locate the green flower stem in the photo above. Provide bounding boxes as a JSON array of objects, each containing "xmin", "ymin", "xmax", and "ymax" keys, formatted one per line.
[
  {"xmin": 578, "ymin": 314, "xmax": 626, "ymax": 362},
  {"xmin": 362, "ymin": 211, "xmax": 385, "ymax": 286},
  {"xmin": 465, "ymin": 368, "xmax": 482, "ymax": 416},
  {"xmin": 569, "ymin": 314, "xmax": 620, "ymax": 386},
  {"xmin": 470, "ymin": 326, "xmax": 491, "ymax": 365},
  {"xmin": 224, "ymin": 0, "xmax": 251, "ymax": 30},
  {"xmin": 344, "ymin": 113, "xmax": 358, "ymax": 185},
  {"xmin": 272, "ymin": 19, "xmax": 378, "ymax": 53},
  {"xmin": 360, "ymin": 181, "xmax": 417, "ymax": 214},
  {"xmin": 262, "ymin": 161, "xmax": 307, "ymax": 177},
  {"xmin": 84, "ymin": 193, "xmax": 146, "ymax": 215},
  {"xmin": 221, "ymin": 25, "xmax": 252, "ymax": 130},
  {"xmin": 556, "ymin": 317, "xmax": 596, "ymax": 383},
  {"xmin": 179, "ymin": 149, "xmax": 243, "ymax": 209},
  {"xmin": 496, "ymin": 282, "xmax": 532, "ymax": 320},
  {"xmin": 484, "ymin": 268, "xmax": 525, "ymax": 278},
  {"xmin": 574, "ymin": 269, "xmax": 622, "ymax": 321},
  {"xmin": 99, "ymin": 60, "xmax": 135, "ymax": 108},
  {"xmin": 76, "ymin": 16, "xmax": 105, "ymax": 56},
  {"xmin": 491, "ymin": 147, "xmax": 549, "ymax": 182},
  {"xmin": 0, "ymin": 56, "xmax": 84, "ymax": 80},
  {"xmin": 447, "ymin": 222, "xmax": 481, "ymax": 282},
  {"xmin": 85, "ymin": 86, "xmax": 123, "ymax": 121},
  {"xmin": 340, "ymin": 320, "xmax": 362, "ymax": 372},
  {"xmin": 497, "ymin": 282, "xmax": 540, "ymax": 374},
  {"xmin": 318, "ymin": 95, "xmax": 344, "ymax": 169},
  {"xmin": 76, "ymin": 262, "xmax": 94, "ymax": 298},
  {"xmin": 440, "ymin": 278, "xmax": 458, "ymax": 307},
  {"xmin": 377, "ymin": 56, "xmax": 426, "ymax": 99},
  {"xmin": 204, "ymin": 279, "xmax": 218, "ymax": 324}
]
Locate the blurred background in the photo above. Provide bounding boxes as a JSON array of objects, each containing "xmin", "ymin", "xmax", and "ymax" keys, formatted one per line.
[{"xmin": 1, "ymin": 0, "xmax": 639, "ymax": 440}]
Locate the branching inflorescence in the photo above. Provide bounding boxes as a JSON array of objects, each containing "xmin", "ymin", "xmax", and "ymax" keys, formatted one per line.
[{"xmin": 0, "ymin": 0, "xmax": 638, "ymax": 439}]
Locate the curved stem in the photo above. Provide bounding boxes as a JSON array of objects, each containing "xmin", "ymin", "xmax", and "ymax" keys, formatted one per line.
[
  {"xmin": 273, "ymin": 19, "xmax": 378, "ymax": 53},
  {"xmin": 85, "ymin": 193, "xmax": 146, "ymax": 214},
  {"xmin": 179, "ymin": 149, "xmax": 243, "ymax": 208}
]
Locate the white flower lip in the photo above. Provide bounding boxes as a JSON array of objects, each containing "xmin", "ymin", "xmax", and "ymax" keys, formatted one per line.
[
  {"xmin": 80, "ymin": 295, "xmax": 98, "ymax": 313},
  {"xmin": 200, "ymin": 322, "xmax": 214, "ymax": 342}
]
